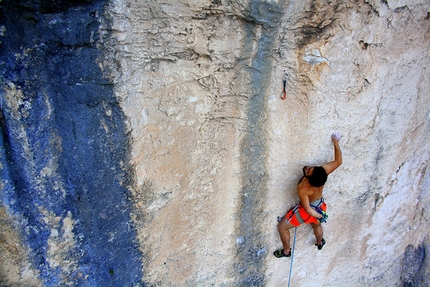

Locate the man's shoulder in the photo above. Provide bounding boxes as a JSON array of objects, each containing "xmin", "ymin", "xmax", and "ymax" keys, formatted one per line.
[{"xmin": 297, "ymin": 180, "xmax": 315, "ymax": 195}]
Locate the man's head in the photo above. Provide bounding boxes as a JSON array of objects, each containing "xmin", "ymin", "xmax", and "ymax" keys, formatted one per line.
[{"xmin": 303, "ymin": 166, "xmax": 327, "ymax": 187}]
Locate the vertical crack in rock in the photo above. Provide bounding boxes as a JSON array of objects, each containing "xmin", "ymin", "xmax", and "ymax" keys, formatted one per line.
[
  {"xmin": 0, "ymin": 0, "xmax": 143, "ymax": 285},
  {"xmin": 234, "ymin": 1, "xmax": 283, "ymax": 286}
]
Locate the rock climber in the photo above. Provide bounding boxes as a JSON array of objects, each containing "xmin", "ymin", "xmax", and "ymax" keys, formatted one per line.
[{"xmin": 274, "ymin": 133, "xmax": 343, "ymax": 258}]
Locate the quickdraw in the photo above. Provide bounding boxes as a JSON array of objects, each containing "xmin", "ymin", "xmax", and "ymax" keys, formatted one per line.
[{"xmin": 281, "ymin": 70, "xmax": 289, "ymax": 100}]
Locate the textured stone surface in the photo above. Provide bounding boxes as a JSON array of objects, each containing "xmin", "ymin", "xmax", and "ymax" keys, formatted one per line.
[
  {"xmin": 0, "ymin": 0, "xmax": 142, "ymax": 286},
  {"xmin": 103, "ymin": 0, "xmax": 430, "ymax": 286},
  {"xmin": 1, "ymin": 0, "xmax": 429, "ymax": 286}
]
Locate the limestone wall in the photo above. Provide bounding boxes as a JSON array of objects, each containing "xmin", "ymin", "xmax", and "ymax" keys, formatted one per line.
[
  {"xmin": 103, "ymin": 0, "xmax": 430, "ymax": 286},
  {"xmin": 1, "ymin": 0, "xmax": 429, "ymax": 286}
]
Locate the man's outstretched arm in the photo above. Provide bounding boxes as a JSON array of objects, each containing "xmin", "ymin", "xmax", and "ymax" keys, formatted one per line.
[{"xmin": 323, "ymin": 133, "xmax": 343, "ymax": 175}]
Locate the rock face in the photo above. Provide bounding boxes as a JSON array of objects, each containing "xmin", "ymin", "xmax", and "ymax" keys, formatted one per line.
[
  {"xmin": 1, "ymin": 0, "xmax": 429, "ymax": 286},
  {"xmin": 0, "ymin": 0, "xmax": 142, "ymax": 286}
]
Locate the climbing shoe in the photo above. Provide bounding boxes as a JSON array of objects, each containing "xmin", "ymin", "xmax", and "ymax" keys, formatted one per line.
[
  {"xmin": 273, "ymin": 248, "xmax": 291, "ymax": 258},
  {"xmin": 315, "ymin": 238, "xmax": 326, "ymax": 250}
]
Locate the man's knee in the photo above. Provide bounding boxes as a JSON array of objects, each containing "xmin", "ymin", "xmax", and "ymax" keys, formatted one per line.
[
  {"xmin": 310, "ymin": 223, "xmax": 322, "ymax": 231},
  {"xmin": 278, "ymin": 220, "xmax": 295, "ymax": 231}
]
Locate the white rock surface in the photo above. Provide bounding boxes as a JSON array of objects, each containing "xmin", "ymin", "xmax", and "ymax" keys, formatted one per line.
[{"xmin": 102, "ymin": 0, "xmax": 430, "ymax": 285}]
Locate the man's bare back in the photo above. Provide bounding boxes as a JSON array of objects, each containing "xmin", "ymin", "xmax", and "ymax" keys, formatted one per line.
[{"xmin": 298, "ymin": 166, "xmax": 329, "ymax": 219}]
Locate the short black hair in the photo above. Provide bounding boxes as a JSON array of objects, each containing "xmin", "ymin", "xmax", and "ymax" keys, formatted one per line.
[{"xmin": 308, "ymin": 166, "xmax": 327, "ymax": 187}]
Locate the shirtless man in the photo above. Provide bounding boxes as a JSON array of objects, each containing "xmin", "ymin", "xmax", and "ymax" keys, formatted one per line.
[{"xmin": 274, "ymin": 133, "xmax": 342, "ymax": 258}]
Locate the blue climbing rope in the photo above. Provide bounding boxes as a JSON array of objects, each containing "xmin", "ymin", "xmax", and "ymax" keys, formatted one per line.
[{"xmin": 288, "ymin": 227, "xmax": 297, "ymax": 287}]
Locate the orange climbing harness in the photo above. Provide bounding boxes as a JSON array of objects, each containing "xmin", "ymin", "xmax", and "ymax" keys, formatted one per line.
[{"xmin": 284, "ymin": 199, "xmax": 327, "ymax": 226}]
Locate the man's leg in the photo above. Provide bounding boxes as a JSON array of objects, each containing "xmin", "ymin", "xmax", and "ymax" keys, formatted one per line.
[
  {"xmin": 277, "ymin": 219, "xmax": 296, "ymax": 254},
  {"xmin": 311, "ymin": 223, "xmax": 323, "ymax": 245}
]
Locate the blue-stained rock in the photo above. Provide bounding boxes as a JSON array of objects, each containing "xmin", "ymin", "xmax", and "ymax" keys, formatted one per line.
[{"xmin": 0, "ymin": 0, "xmax": 144, "ymax": 286}]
